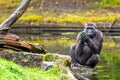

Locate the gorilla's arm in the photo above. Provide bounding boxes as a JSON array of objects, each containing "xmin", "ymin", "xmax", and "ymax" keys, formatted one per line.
[
  {"xmin": 86, "ymin": 31, "xmax": 103, "ymax": 54},
  {"xmin": 74, "ymin": 32, "xmax": 84, "ymax": 56}
]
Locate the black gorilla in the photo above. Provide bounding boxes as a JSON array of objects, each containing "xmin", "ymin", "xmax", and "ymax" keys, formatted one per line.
[{"xmin": 70, "ymin": 22, "xmax": 103, "ymax": 68}]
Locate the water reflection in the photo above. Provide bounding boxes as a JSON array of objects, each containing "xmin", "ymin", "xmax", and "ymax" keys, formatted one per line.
[
  {"xmin": 95, "ymin": 64, "xmax": 120, "ymax": 80},
  {"xmin": 95, "ymin": 50, "xmax": 120, "ymax": 80}
]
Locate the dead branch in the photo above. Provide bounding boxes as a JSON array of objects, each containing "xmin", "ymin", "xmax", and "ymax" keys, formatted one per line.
[{"xmin": 0, "ymin": 0, "xmax": 31, "ymax": 33}]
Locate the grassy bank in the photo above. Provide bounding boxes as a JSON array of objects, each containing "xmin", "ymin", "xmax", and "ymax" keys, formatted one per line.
[
  {"xmin": 1, "ymin": 0, "xmax": 120, "ymax": 25},
  {"xmin": 0, "ymin": 58, "xmax": 68, "ymax": 80},
  {"xmin": 19, "ymin": 13, "xmax": 118, "ymax": 24},
  {"xmin": 0, "ymin": 10, "xmax": 119, "ymax": 24}
]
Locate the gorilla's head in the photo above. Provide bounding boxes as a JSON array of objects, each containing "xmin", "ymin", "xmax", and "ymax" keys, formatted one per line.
[{"xmin": 84, "ymin": 22, "xmax": 97, "ymax": 38}]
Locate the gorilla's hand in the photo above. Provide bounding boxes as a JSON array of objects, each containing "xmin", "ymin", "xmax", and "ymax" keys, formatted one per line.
[{"xmin": 80, "ymin": 32, "xmax": 89, "ymax": 42}]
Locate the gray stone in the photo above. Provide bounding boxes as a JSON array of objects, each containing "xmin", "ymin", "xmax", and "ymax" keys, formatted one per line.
[{"xmin": 0, "ymin": 50, "xmax": 42, "ymax": 67}]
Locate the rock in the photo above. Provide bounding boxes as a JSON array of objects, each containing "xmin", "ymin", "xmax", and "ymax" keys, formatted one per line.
[
  {"xmin": 0, "ymin": 50, "xmax": 42, "ymax": 67},
  {"xmin": 71, "ymin": 66, "xmax": 93, "ymax": 80},
  {"xmin": 41, "ymin": 61, "xmax": 54, "ymax": 70},
  {"xmin": 0, "ymin": 50, "xmax": 92, "ymax": 80}
]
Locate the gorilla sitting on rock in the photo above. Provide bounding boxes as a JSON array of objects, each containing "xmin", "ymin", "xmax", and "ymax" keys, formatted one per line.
[{"xmin": 70, "ymin": 22, "xmax": 103, "ymax": 68}]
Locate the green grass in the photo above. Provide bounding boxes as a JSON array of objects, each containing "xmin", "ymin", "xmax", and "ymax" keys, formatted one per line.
[
  {"xmin": 2, "ymin": 11, "xmax": 118, "ymax": 24},
  {"xmin": 0, "ymin": 58, "xmax": 68, "ymax": 80},
  {"xmin": 99, "ymin": 0, "xmax": 120, "ymax": 8}
]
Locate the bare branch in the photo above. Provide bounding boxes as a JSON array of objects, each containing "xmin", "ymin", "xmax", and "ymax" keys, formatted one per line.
[{"xmin": 0, "ymin": 0, "xmax": 31, "ymax": 32}]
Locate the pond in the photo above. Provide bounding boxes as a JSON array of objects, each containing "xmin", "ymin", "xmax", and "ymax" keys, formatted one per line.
[
  {"xmin": 25, "ymin": 38, "xmax": 120, "ymax": 80},
  {"xmin": 94, "ymin": 50, "xmax": 120, "ymax": 80}
]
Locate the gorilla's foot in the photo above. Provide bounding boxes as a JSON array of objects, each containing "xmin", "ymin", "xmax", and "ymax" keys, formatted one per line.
[{"xmin": 71, "ymin": 63, "xmax": 82, "ymax": 70}]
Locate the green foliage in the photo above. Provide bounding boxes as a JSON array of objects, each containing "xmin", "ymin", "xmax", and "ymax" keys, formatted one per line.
[
  {"xmin": 0, "ymin": 58, "xmax": 68, "ymax": 80},
  {"xmin": 103, "ymin": 41, "xmax": 116, "ymax": 48},
  {"xmin": 12, "ymin": 11, "xmax": 120, "ymax": 24},
  {"xmin": 99, "ymin": 0, "xmax": 120, "ymax": 7},
  {"xmin": 20, "ymin": 15, "xmax": 43, "ymax": 23},
  {"xmin": 0, "ymin": 0, "xmax": 120, "ymax": 24},
  {"xmin": 0, "ymin": 12, "xmax": 118, "ymax": 24}
]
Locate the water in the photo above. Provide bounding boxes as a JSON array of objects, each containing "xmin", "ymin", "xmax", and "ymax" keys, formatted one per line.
[
  {"xmin": 75, "ymin": 50, "xmax": 120, "ymax": 80},
  {"xmin": 94, "ymin": 50, "xmax": 120, "ymax": 80},
  {"xmin": 27, "ymin": 38, "xmax": 120, "ymax": 80}
]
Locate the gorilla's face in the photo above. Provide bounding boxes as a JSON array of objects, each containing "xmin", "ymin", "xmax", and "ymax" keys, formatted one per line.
[{"xmin": 85, "ymin": 26, "xmax": 96, "ymax": 38}]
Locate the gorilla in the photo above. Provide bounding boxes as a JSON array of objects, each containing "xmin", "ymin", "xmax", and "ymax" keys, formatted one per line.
[{"xmin": 70, "ymin": 22, "xmax": 103, "ymax": 68}]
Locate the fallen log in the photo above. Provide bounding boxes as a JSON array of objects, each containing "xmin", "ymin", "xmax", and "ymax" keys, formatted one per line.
[{"xmin": 0, "ymin": 34, "xmax": 47, "ymax": 53}]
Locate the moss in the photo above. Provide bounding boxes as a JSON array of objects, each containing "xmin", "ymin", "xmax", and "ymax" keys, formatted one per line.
[{"xmin": 42, "ymin": 53, "xmax": 58, "ymax": 61}]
